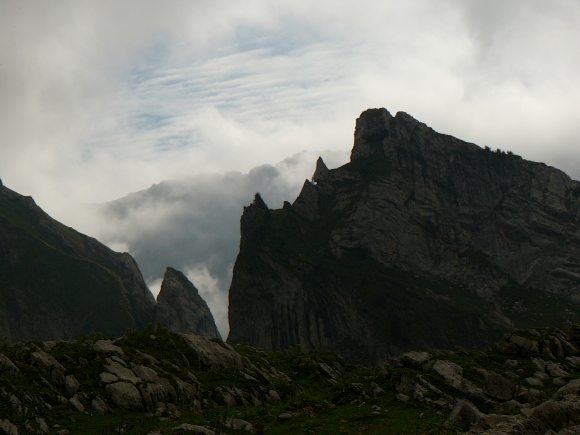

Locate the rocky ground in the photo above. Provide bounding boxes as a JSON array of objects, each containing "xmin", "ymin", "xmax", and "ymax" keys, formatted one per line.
[{"xmin": 0, "ymin": 325, "xmax": 579, "ymax": 434}]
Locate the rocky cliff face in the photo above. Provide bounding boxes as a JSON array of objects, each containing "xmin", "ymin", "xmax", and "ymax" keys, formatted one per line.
[
  {"xmin": 227, "ymin": 108, "xmax": 580, "ymax": 362},
  {"xmin": 156, "ymin": 267, "xmax": 221, "ymax": 339}
]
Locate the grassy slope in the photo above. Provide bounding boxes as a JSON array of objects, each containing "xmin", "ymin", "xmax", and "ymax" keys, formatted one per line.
[{"xmin": 0, "ymin": 192, "xmax": 138, "ymax": 340}]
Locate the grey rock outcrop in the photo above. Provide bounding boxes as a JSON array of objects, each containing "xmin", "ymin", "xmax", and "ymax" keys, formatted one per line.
[
  {"xmin": 228, "ymin": 107, "xmax": 580, "ymax": 362},
  {"xmin": 105, "ymin": 382, "xmax": 143, "ymax": 410},
  {"xmin": 156, "ymin": 267, "xmax": 220, "ymax": 339}
]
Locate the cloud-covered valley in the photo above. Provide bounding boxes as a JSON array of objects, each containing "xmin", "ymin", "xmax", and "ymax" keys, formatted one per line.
[{"xmin": 93, "ymin": 150, "xmax": 347, "ymax": 336}]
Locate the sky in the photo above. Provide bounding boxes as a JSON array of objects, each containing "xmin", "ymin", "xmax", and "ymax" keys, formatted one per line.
[{"xmin": 1, "ymin": 0, "xmax": 580, "ymax": 336}]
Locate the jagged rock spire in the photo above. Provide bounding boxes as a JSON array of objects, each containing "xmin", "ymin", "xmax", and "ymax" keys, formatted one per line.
[
  {"xmin": 292, "ymin": 179, "xmax": 319, "ymax": 220},
  {"xmin": 350, "ymin": 108, "xmax": 429, "ymax": 162},
  {"xmin": 156, "ymin": 267, "xmax": 221, "ymax": 339},
  {"xmin": 350, "ymin": 108, "xmax": 393, "ymax": 161},
  {"xmin": 251, "ymin": 192, "xmax": 268, "ymax": 210},
  {"xmin": 312, "ymin": 157, "xmax": 329, "ymax": 183}
]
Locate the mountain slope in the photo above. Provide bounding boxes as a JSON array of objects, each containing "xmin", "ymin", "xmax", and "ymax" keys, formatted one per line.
[
  {"xmin": 227, "ymin": 108, "xmax": 580, "ymax": 362},
  {"xmin": 0, "ymin": 181, "xmax": 158, "ymax": 341}
]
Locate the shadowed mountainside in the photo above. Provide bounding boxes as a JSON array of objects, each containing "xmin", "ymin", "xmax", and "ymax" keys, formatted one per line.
[{"xmin": 0, "ymin": 181, "xmax": 219, "ymax": 342}]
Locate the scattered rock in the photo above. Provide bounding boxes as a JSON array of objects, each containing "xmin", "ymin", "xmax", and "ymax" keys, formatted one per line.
[
  {"xmin": 104, "ymin": 360, "xmax": 140, "ymax": 384},
  {"xmin": 267, "ymin": 390, "xmax": 281, "ymax": 402},
  {"xmin": 180, "ymin": 333, "xmax": 246, "ymax": 369},
  {"xmin": 30, "ymin": 350, "xmax": 65, "ymax": 385},
  {"xmin": 546, "ymin": 361, "xmax": 569, "ymax": 378},
  {"xmin": 432, "ymin": 360, "xmax": 463, "ymax": 389},
  {"xmin": 0, "ymin": 419, "xmax": 18, "ymax": 435},
  {"xmin": 138, "ymin": 378, "xmax": 177, "ymax": 407},
  {"xmin": 91, "ymin": 396, "xmax": 110, "ymax": 414},
  {"xmin": 396, "ymin": 393, "xmax": 410, "ymax": 403},
  {"xmin": 69, "ymin": 394, "xmax": 85, "ymax": 412},
  {"xmin": 524, "ymin": 398, "xmax": 580, "ymax": 432},
  {"xmin": 553, "ymin": 377, "xmax": 567, "ymax": 386},
  {"xmin": 445, "ymin": 400, "xmax": 483, "ymax": 431},
  {"xmin": 105, "ymin": 382, "xmax": 143, "ymax": 410},
  {"xmin": 401, "ymin": 351, "xmax": 431, "ymax": 368},
  {"xmin": 64, "ymin": 375, "xmax": 80, "ymax": 395},
  {"xmin": 93, "ymin": 340, "xmax": 125, "ymax": 356},
  {"xmin": 215, "ymin": 387, "xmax": 237, "ymax": 406},
  {"xmin": 99, "ymin": 372, "xmax": 119, "ymax": 384},
  {"xmin": 509, "ymin": 334, "xmax": 539, "ymax": 355},
  {"xmin": 478, "ymin": 369, "xmax": 515, "ymax": 401},
  {"xmin": 503, "ymin": 359, "xmax": 519, "ymax": 369},
  {"xmin": 132, "ymin": 365, "xmax": 159, "ymax": 382},
  {"xmin": 525, "ymin": 376, "xmax": 543, "ymax": 387},
  {"xmin": 371, "ymin": 382, "xmax": 384, "ymax": 397},
  {"xmin": 555, "ymin": 379, "xmax": 580, "ymax": 399},
  {"xmin": 0, "ymin": 354, "xmax": 19, "ymax": 375},
  {"xmin": 173, "ymin": 424, "xmax": 215, "ymax": 434},
  {"xmin": 35, "ymin": 418, "xmax": 49, "ymax": 433},
  {"xmin": 224, "ymin": 418, "xmax": 253, "ymax": 432},
  {"xmin": 319, "ymin": 362, "xmax": 340, "ymax": 380}
]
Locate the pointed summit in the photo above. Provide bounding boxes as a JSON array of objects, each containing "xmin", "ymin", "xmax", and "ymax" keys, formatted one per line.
[
  {"xmin": 312, "ymin": 157, "xmax": 329, "ymax": 183},
  {"xmin": 156, "ymin": 267, "xmax": 221, "ymax": 339},
  {"xmin": 350, "ymin": 108, "xmax": 393, "ymax": 161},
  {"xmin": 292, "ymin": 179, "xmax": 319, "ymax": 220},
  {"xmin": 251, "ymin": 192, "xmax": 268, "ymax": 210}
]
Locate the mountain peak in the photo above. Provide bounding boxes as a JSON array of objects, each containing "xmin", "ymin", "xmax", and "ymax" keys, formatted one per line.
[
  {"xmin": 156, "ymin": 267, "xmax": 221, "ymax": 339},
  {"xmin": 351, "ymin": 108, "xmax": 393, "ymax": 161},
  {"xmin": 351, "ymin": 108, "xmax": 433, "ymax": 162},
  {"xmin": 312, "ymin": 157, "xmax": 329, "ymax": 183},
  {"xmin": 250, "ymin": 192, "xmax": 268, "ymax": 210}
]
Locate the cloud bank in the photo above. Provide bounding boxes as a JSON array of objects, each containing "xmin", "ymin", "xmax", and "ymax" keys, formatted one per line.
[
  {"xmin": 2, "ymin": 1, "xmax": 580, "ymax": 221},
  {"xmin": 1, "ymin": 0, "xmax": 580, "ymax": 334}
]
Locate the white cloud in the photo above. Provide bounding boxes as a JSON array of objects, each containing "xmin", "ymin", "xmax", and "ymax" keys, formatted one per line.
[
  {"xmin": 1, "ymin": 0, "xmax": 580, "ymax": 334},
  {"xmin": 2, "ymin": 1, "xmax": 579, "ymax": 220}
]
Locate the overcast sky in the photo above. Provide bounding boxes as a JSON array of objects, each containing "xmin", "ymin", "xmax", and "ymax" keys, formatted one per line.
[{"xmin": 2, "ymin": 0, "xmax": 580, "ymax": 336}]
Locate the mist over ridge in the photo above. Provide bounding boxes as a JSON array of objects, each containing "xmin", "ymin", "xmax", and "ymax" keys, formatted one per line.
[{"xmin": 92, "ymin": 150, "xmax": 348, "ymax": 336}]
